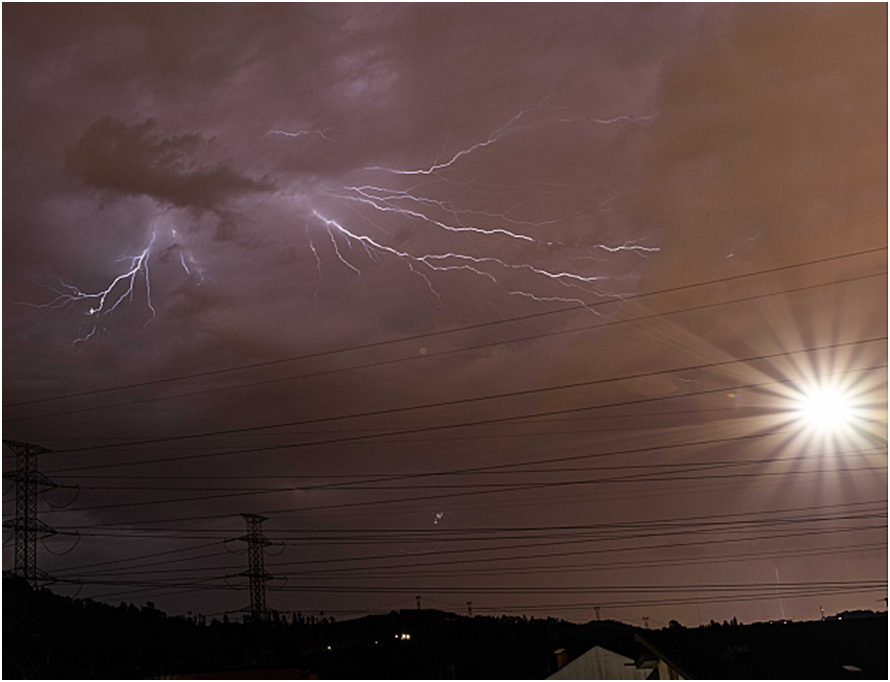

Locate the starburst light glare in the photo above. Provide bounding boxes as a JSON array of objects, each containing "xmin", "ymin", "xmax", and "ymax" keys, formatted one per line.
[{"xmin": 797, "ymin": 388, "xmax": 854, "ymax": 431}]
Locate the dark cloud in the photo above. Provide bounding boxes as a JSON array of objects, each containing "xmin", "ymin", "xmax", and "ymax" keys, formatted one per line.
[{"xmin": 65, "ymin": 117, "xmax": 275, "ymax": 222}]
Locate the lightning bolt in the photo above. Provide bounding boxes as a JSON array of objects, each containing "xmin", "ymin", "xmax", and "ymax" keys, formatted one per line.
[
  {"xmin": 175, "ymin": 230, "xmax": 207, "ymax": 283},
  {"xmin": 268, "ymin": 129, "xmax": 332, "ymax": 141},
  {"xmin": 304, "ymin": 224, "xmax": 324, "ymax": 303},
  {"xmin": 26, "ymin": 100, "xmax": 658, "ymax": 343},
  {"xmin": 591, "ymin": 115, "xmax": 654, "ymax": 125},
  {"xmin": 591, "ymin": 240, "xmax": 661, "ymax": 255},
  {"xmin": 365, "ymin": 94, "xmax": 554, "ymax": 176},
  {"xmin": 312, "ymin": 211, "xmax": 617, "ymax": 309},
  {"xmin": 296, "ymin": 100, "xmax": 658, "ymax": 312},
  {"xmin": 20, "ymin": 230, "xmax": 158, "ymax": 344},
  {"xmin": 19, "ymin": 217, "xmax": 210, "ymax": 343},
  {"xmin": 333, "ymin": 186, "xmax": 544, "ymax": 243},
  {"xmin": 306, "ymin": 225, "xmax": 323, "ymax": 278}
]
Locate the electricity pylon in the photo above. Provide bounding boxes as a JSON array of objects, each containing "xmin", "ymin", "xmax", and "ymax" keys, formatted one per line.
[
  {"xmin": 3, "ymin": 440, "xmax": 59, "ymax": 679},
  {"xmin": 230, "ymin": 513, "xmax": 276, "ymax": 668}
]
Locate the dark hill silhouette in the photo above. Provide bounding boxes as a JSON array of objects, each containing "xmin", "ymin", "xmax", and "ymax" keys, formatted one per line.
[{"xmin": 2, "ymin": 577, "xmax": 641, "ymax": 679}]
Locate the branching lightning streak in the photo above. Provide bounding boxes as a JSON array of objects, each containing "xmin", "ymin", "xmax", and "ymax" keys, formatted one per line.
[
  {"xmin": 365, "ymin": 94, "xmax": 553, "ymax": 176},
  {"xmin": 323, "ymin": 221, "xmax": 361, "ymax": 275},
  {"xmin": 334, "ymin": 186, "xmax": 542, "ymax": 243},
  {"xmin": 282, "ymin": 99, "xmax": 661, "ymax": 315},
  {"xmin": 313, "ymin": 212, "xmax": 612, "ymax": 309},
  {"xmin": 21, "ymin": 231, "xmax": 158, "ymax": 344}
]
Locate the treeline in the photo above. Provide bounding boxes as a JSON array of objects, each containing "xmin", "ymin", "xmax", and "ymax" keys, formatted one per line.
[{"xmin": 3, "ymin": 577, "xmax": 642, "ymax": 679}]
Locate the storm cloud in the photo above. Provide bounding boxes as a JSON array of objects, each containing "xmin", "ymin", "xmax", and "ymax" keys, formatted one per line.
[{"xmin": 65, "ymin": 116, "xmax": 274, "ymax": 217}]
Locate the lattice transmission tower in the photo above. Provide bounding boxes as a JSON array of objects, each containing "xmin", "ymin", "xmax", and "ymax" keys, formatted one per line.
[
  {"xmin": 3, "ymin": 439, "xmax": 59, "ymax": 678},
  {"xmin": 230, "ymin": 513, "xmax": 277, "ymax": 668}
]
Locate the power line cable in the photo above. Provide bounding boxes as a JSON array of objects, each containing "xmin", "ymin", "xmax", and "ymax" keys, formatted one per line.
[
  {"xmin": 46, "ymin": 449, "xmax": 888, "ymax": 490},
  {"xmin": 62, "ymin": 583, "xmax": 885, "ymax": 616},
  {"xmin": 34, "ymin": 430, "xmax": 845, "ymax": 517},
  {"xmin": 8, "ymin": 270, "xmax": 885, "ymax": 424},
  {"xmin": 17, "ymin": 404, "xmax": 843, "ymax": 446},
  {"xmin": 52, "ymin": 541, "xmax": 228, "ymax": 574},
  {"xmin": 52, "ymin": 498, "xmax": 886, "ymax": 537},
  {"xmin": 37, "ymin": 337, "xmax": 888, "ymax": 464},
  {"xmin": 57, "ymin": 578, "xmax": 886, "ymax": 600},
  {"xmin": 248, "ymin": 524, "xmax": 890, "ymax": 574},
  {"xmin": 267, "ymin": 523, "xmax": 889, "ymax": 571},
  {"xmin": 8, "ymin": 245, "xmax": 885, "ymax": 409},
  {"xmin": 43, "ymin": 425, "xmax": 888, "ymax": 524},
  {"xmin": 283, "ymin": 542, "xmax": 889, "ymax": 579},
  {"xmin": 39, "ymin": 461, "xmax": 887, "ymax": 516},
  {"xmin": 55, "ymin": 511, "xmax": 889, "ymax": 577}
]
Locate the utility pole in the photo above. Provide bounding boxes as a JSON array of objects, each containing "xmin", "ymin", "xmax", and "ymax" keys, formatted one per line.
[
  {"xmin": 3, "ymin": 440, "xmax": 59, "ymax": 679},
  {"xmin": 467, "ymin": 601, "xmax": 473, "ymax": 617},
  {"xmin": 233, "ymin": 513, "xmax": 274, "ymax": 669},
  {"xmin": 594, "ymin": 605, "xmax": 600, "ymax": 621},
  {"xmin": 416, "ymin": 595, "xmax": 422, "ymax": 611},
  {"xmin": 642, "ymin": 616, "xmax": 650, "ymax": 629}
]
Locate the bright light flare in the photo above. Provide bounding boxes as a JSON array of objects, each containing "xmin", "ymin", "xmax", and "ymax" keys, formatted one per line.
[{"xmin": 796, "ymin": 388, "xmax": 854, "ymax": 431}]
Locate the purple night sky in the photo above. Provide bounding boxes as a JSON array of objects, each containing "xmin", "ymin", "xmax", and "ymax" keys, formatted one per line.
[{"xmin": 3, "ymin": 4, "xmax": 887, "ymax": 626}]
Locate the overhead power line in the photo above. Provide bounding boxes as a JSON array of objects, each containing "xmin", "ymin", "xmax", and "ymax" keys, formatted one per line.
[
  {"xmin": 6, "ymin": 245, "xmax": 885, "ymax": 409},
  {"xmin": 40, "ymin": 457, "xmax": 887, "ymax": 516},
  {"xmin": 50, "ymin": 498, "xmax": 885, "ymax": 536},
  {"xmin": 55, "ymin": 577, "xmax": 886, "ymax": 601},
  {"xmin": 48, "ymin": 500, "xmax": 886, "ymax": 576},
  {"xmin": 57, "ymin": 511, "xmax": 888, "ymax": 578},
  {"xmin": 63, "ymin": 540, "xmax": 890, "ymax": 581},
  {"xmin": 48, "ymin": 524, "xmax": 886, "ymax": 589},
  {"xmin": 36, "ymin": 335, "xmax": 889, "ymax": 461},
  {"xmin": 62, "ymin": 583, "xmax": 887, "ymax": 616},
  {"xmin": 274, "ymin": 542, "xmax": 889, "ymax": 580},
  {"xmin": 51, "ymin": 541, "xmax": 227, "ymax": 574},
  {"xmin": 45, "ymin": 448, "xmax": 889, "ymax": 489},
  {"xmin": 40, "ymin": 360, "xmax": 888, "ymax": 480},
  {"xmin": 40, "ymin": 425, "xmax": 886, "ymax": 521},
  {"xmin": 20, "ymin": 403, "xmax": 878, "ymax": 447},
  {"xmin": 6, "ymin": 270, "xmax": 885, "ymax": 424}
]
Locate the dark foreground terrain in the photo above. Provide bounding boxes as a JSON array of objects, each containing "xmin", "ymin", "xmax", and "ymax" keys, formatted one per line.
[
  {"xmin": 3, "ymin": 577, "xmax": 639, "ymax": 679},
  {"xmin": 3, "ymin": 577, "xmax": 887, "ymax": 679}
]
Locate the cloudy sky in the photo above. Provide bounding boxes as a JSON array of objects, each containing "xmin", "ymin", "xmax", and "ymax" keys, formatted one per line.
[{"xmin": 3, "ymin": 4, "xmax": 887, "ymax": 626}]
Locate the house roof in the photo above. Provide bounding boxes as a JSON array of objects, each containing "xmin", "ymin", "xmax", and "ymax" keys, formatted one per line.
[
  {"xmin": 549, "ymin": 645, "xmax": 650, "ymax": 680},
  {"xmin": 635, "ymin": 615, "xmax": 888, "ymax": 680}
]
